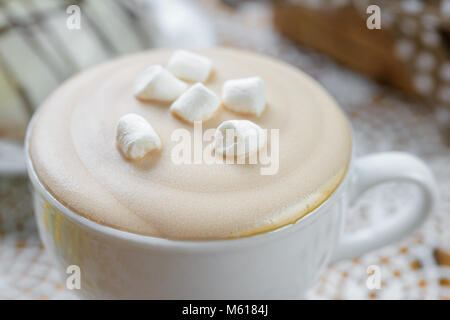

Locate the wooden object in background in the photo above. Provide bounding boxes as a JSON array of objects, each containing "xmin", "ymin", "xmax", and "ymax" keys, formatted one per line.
[{"xmin": 273, "ymin": 0, "xmax": 450, "ymax": 112}]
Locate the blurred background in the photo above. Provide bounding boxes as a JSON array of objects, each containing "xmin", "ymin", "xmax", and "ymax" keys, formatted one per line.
[{"xmin": 0, "ymin": 0, "xmax": 449, "ymax": 299}]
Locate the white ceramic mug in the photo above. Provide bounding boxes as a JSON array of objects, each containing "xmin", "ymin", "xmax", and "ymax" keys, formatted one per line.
[{"xmin": 14, "ymin": 114, "xmax": 437, "ymax": 299}]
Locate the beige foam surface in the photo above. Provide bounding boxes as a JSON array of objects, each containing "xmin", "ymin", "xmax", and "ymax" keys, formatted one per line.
[{"xmin": 29, "ymin": 48, "xmax": 351, "ymax": 240}]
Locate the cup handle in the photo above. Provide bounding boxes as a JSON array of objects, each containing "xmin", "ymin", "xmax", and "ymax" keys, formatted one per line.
[
  {"xmin": 330, "ymin": 152, "xmax": 438, "ymax": 263},
  {"xmin": 0, "ymin": 140, "xmax": 27, "ymax": 177}
]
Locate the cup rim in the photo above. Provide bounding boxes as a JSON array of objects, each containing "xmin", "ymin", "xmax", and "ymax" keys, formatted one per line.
[{"xmin": 25, "ymin": 109, "xmax": 354, "ymax": 252}]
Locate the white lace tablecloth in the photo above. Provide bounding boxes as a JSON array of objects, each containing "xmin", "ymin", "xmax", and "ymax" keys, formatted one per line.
[{"xmin": 0, "ymin": 0, "xmax": 449, "ymax": 299}]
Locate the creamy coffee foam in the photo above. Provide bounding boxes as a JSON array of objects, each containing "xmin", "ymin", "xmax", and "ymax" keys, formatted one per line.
[{"xmin": 30, "ymin": 48, "xmax": 352, "ymax": 240}]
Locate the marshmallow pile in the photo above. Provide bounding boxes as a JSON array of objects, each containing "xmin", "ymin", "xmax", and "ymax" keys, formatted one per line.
[
  {"xmin": 117, "ymin": 50, "xmax": 268, "ymax": 160},
  {"xmin": 134, "ymin": 50, "xmax": 213, "ymax": 104}
]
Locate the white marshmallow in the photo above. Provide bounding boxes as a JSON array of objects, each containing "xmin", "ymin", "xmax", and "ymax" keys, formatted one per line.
[
  {"xmin": 134, "ymin": 65, "xmax": 187, "ymax": 102},
  {"xmin": 222, "ymin": 77, "xmax": 266, "ymax": 116},
  {"xmin": 116, "ymin": 113, "xmax": 161, "ymax": 160},
  {"xmin": 214, "ymin": 120, "xmax": 267, "ymax": 157},
  {"xmin": 167, "ymin": 50, "xmax": 213, "ymax": 82},
  {"xmin": 170, "ymin": 83, "xmax": 221, "ymax": 123}
]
